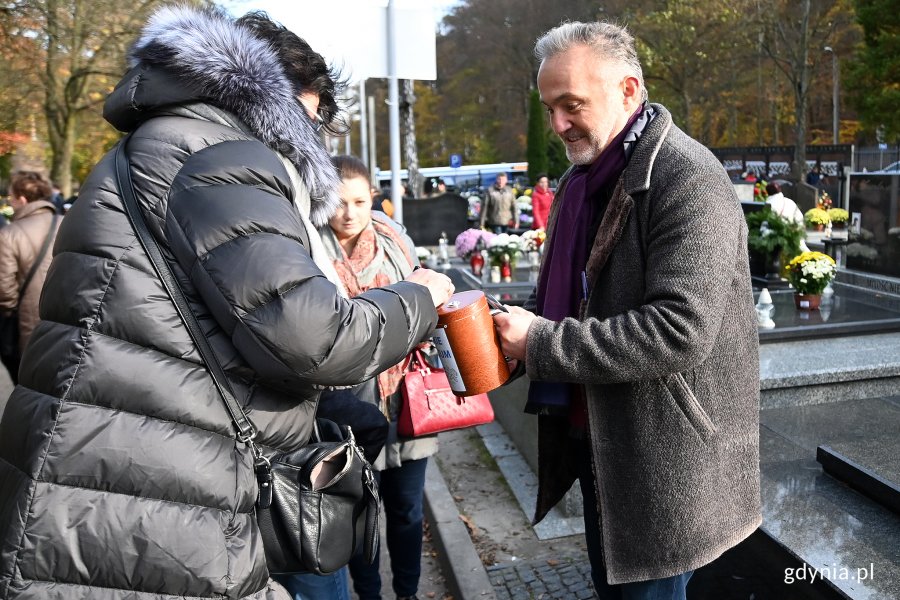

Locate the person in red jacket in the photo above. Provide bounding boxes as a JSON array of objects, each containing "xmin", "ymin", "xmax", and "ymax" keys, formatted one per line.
[{"xmin": 531, "ymin": 173, "xmax": 554, "ymax": 230}]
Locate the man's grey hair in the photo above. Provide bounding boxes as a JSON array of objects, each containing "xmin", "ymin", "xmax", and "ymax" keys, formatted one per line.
[{"xmin": 534, "ymin": 21, "xmax": 648, "ymax": 102}]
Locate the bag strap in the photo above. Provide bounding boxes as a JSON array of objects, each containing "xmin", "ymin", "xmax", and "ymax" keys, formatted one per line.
[
  {"xmin": 18, "ymin": 213, "xmax": 59, "ymax": 303},
  {"xmin": 113, "ymin": 135, "xmax": 259, "ymax": 446},
  {"xmin": 409, "ymin": 348, "xmax": 433, "ymax": 374}
]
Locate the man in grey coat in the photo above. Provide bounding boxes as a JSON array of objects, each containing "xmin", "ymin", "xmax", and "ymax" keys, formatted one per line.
[{"xmin": 493, "ymin": 22, "xmax": 761, "ymax": 599}]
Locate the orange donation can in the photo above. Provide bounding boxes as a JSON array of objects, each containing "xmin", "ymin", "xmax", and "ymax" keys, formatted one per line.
[{"xmin": 433, "ymin": 290, "xmax": 510, "ymax": 396}]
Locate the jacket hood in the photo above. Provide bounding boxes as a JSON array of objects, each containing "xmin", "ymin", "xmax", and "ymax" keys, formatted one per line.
[{"xmin": 105, "ymin": 5, "xmax": 340, "ymax": 226}]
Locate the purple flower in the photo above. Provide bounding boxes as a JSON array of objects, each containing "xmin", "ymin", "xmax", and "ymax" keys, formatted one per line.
[{"xmin": 454, "ymin": 228, "xmax": 495, "ymax": 259}]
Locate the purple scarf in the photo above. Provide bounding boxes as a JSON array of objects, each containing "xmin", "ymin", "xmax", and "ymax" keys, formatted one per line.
[{"xmin": 526, "ymin": 104, "xmax": 653, "ymax": 415}]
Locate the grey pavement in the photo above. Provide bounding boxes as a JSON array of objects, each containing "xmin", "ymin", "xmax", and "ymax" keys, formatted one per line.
[{"xmin": 488, "ymin": 558, "xmax": 594, "ymax": 600}]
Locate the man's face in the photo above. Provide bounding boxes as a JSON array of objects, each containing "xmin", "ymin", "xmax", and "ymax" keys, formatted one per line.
[
  {"xmin": 496, "ymin": 174, "xmax": 508, "ymax": 188},
  {"xmin": 538, "ymin": 44, "xmax": 641, "ymax": 165}
]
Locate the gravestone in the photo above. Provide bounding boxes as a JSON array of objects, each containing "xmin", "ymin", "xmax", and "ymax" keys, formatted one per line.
[{"xmin": 401, "ymin": 193, "xmax": 470, "ymax": 246}]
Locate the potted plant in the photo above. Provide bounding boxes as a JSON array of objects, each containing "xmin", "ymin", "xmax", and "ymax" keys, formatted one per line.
[
  {"xmin": 804, "ymin": 207, "xmax": 831, "ymax": 231},
  {"xmin": 745, "ymin": 207, "xmax": 804, "ymax": 281},
  {"xmin": 828, "ymin": 208, "xmax": 849, "ymax": 230},
  {"xmin": 486, "ymin": 233, "xmax": 524, "ymax": 281},
  {"xmin": 784, "ymin": 251, "xmax": 836, "ymax": 310}
]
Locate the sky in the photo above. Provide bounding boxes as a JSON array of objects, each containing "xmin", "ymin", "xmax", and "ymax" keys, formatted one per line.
[
  {"xmin": 219, "ymin": 0, "xmax": 461, "ymax": 82},
  {"xmin": 220, "ymin": 0, "xmax": 462, "ymax": 32}
]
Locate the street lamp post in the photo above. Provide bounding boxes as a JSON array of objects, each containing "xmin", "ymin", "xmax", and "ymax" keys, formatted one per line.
[{"xmin": 824, "ymin": 46, "xmax": 840, "ymax": 144}]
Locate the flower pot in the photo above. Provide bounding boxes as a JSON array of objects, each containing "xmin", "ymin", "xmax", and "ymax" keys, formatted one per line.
[
  {"xmin": 814, "ymin": 224, "xmax": 826, "ymax": 232},
  {"xmin": 832, "ymin": 222, "xmax": 846, "ymax": 230},
  {"xmin": 794, "ymin": 293, "xmax": 821, "ymax": 311}
]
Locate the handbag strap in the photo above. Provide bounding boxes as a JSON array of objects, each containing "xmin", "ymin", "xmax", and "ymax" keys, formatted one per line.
[
  {"xmin": 409, "ymin": 348, "xmax": 433, "ymax": 374},
  {"xmin": 18, "ymin": 213, "xmax": 59, "ymax": 304},
  {"xmin": 113, "ymin": 135, "xmax": 258, "ymax": 446}
]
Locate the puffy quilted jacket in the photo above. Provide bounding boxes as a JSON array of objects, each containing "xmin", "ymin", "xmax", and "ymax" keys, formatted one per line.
[{"xmin": 0, "ymin": 7, "xmax": 437, "ymax": 599}]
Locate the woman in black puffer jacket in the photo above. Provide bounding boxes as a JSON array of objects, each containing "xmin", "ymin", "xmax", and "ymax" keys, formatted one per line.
[{"xmin": 0, "ymin": 7, "xmax": 452, "ymax": 600}]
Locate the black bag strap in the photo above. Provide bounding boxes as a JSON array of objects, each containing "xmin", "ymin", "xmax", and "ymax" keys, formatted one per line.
[
  {"xmin": 113, "ymin": 135, "xmax": 258, "ymax": 445},
  {"xmin": 18, "ymin": 213, "xmax": 59, "ymax": 303}
]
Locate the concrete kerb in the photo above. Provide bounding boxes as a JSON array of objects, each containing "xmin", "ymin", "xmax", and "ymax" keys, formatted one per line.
[{"xmin": 423, "ymin": 460, "xmax": 496, "ymax": 599}]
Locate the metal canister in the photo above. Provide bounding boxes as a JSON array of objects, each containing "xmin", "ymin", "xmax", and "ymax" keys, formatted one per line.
[{"xmin": 433, "ymin": 290, "xmax": 510, "ymax": 396}]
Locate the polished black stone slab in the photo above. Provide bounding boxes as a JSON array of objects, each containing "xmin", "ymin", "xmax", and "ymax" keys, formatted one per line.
[
  {"xmin": 448, "ymin": 262, "xmax": 536, "ymax": 306},
  {"xmin": 759, "ymin": 397, "xmax": 900, "ymax": 600},
  {"xmin": 817, "ymin": 444, "xmax": 900, "ymax": 515},
  {"xmin": 756, "ymin": 285, "xmax": 900, "ymax": 342}
]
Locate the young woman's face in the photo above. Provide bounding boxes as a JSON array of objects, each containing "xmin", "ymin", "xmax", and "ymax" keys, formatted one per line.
[{"xmin": 330, "ymin": 175, "xmax": 373, "ymax": 242}]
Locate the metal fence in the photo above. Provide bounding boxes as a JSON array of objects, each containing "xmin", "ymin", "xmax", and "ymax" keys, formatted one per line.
[{"xmin": 854, "ymin": 146, "xmax": 900, "ymax": 173}]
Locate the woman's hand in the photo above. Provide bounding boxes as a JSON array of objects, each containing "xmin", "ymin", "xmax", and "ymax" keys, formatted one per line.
[{"xmin": 405, "ymin": 268, "xmax": 454, "ymax": 307}]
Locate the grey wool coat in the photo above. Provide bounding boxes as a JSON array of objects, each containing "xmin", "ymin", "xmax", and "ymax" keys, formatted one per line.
[
  {"xmin": 0, "ymin": 6, "xmax": 437, "ymax": 599},
  {"xmin": 525, "ymin": 105, "xmax": 761, "ymax": 585}
]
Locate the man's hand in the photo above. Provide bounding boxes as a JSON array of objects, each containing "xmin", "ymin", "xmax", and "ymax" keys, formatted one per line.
[{"xmin": 492, "ymin": 305, "xmax": 536, "ymax": 362}]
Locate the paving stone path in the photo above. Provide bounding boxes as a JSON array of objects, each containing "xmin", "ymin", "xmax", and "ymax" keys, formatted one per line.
[{"xmin": 488, "ymin": 557, "xmax": 596, "ymax": 599}]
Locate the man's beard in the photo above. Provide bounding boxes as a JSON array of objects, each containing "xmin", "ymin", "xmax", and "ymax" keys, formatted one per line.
[{"xmin": 562, "ymin": 130, "xmax": 601, "ymax": 165}]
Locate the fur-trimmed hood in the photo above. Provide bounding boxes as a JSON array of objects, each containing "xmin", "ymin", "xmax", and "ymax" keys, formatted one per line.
[{"xmin": 105, "ymin": 5, "xmax": 340, "ymax": 226}]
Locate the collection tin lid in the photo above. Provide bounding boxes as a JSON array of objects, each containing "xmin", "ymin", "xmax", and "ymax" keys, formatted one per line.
[{"xmin": 436, "ymin": 290, "xmax": 486, "ymax": 322}]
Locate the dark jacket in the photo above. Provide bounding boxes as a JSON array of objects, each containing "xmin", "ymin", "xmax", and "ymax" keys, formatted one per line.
[
  {"xmin": 0, "ymin": 7, "xmax": 436, "ymax": 599},
  {"xmin": 526, "ymin": 105, "xmax": 761, "ymax": 584},
  {"xmin": 0, "ymin": 200, "xmax": 60, "ymax": 352}
]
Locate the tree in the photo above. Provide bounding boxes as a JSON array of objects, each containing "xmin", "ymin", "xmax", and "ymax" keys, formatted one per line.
[
  {"xmin": 634, "ymin": 0, "xmax": 756, "ymax": 141},
  {"xmin": 433, "ymin": 0, "xmax": 601, "ymax": 164},
  {"xmin": 1, "ymin": 0, "xmax": 170, "ymax": 196},
  {"xmin": 526, "ymin": 89, "xmax": 548, "ymax": 184},
  {"xmin": 757, "ymin": 0, "xmax": 856, "ymax": 177},
  {"xmin": 845, "ymin": 0, "xmax": 900, "ymax": 141},
  {"xmin": 401, "ymin": 79, "xmax": 424, "ymax": 198},
  {"xmin": 546, "ymin": 134, "xmax": 568, "ymax": 181}
]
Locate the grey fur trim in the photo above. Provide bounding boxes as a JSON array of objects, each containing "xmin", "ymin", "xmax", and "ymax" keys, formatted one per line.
[{"xmin": 130, "ymin": 5, "xmax": 340, "ymax": 226}]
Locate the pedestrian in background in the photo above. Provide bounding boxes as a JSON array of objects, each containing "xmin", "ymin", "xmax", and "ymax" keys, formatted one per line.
[
  {"xmin": 530, "ymin": 173, "xmax": 554, "ymax": 230},
  {"xmin": 493, "ymin": 21, "xmax": 760, "ymax": 600},
  {"xmin": 806, "ymin": 165, "xmax": 822, "ymax": 187},
  {"xmin": 0, "ymin": 7, "xmax": 453, "ymax": 600},
  {"xmin": 425, "ymin": 177, "xmax": 447, "ymax": 197},
  {"xmin": 0, "ymin": 171, "xmax": 61, "ymax": 383},
  {"xmin": 323, "ymin": 155, "xmax": 436, "ymax": 600},
  {"xmin": 765, "ymin": 182, "xmax": 804, "ymax": 227},
  {"xmin": 480, "ymin": 172, "xmax": 519, "ymax": 233},
  {"xmin": 49, "ymin": 182, "xmax": 66, "ymax": 214}
]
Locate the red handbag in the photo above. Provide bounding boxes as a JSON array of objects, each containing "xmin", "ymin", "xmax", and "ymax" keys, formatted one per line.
[{"xmin": 398, "ymin": 350, "xmax": 494, "ymax": 437}]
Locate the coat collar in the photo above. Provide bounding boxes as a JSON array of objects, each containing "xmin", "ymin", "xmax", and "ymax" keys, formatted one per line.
[
  {"xmin": 103, "ymin": 6, "xmax": 340, "ymax": 227},
  {"xmin": 622, "ymin": 104, "xmax": 672, "ymax": 196}
]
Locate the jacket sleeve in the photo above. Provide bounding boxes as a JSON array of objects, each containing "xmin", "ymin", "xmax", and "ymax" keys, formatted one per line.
[
  {"xmin": 525, "ymin": 158, "xmax": 747, "ymax": 385},
  {"xmin": 0, "ymin": 228, "xmax": 20, "ymax": 311},
  {"xmin": 161, "ymin": 140, "xmax": 438, "ymax": 389}
]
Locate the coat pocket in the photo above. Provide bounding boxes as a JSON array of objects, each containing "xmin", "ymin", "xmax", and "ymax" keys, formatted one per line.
[{"xmin": 664, "ymin": 372, "xmax": 717, "ymax": 442}]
